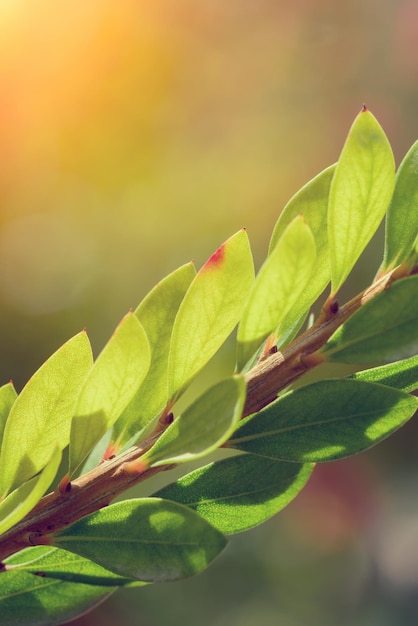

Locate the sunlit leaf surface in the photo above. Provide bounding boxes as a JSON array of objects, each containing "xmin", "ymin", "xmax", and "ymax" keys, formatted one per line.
[
  {"xmin": 52, "ymin": 498, "xmax": 227, "ymax": 583},
  {"xmin": 0, "ymin": 447, "xmax": 61, "ymax": 537},
  {"xmin": 112, "ymin": 262, "xmax": 196, "ymax": 448},
  {"xmin": 168, "ymin": 229, "xmax": 254, "ymax": 399},
  {"xmin": 321, "ymin": 275, "xmax": 418, "ymax": 364},
  {"xmin": 328, "ymin": 108, "xmax": 395, "ymax": 293},
  {"xmin": 142, "ymin": 376, "xmax": 245, "ymax": 467},
  {"xmin": 228, "ymin": 379, "xmax": 418, "ymax": 462},
  {"xmin": 69, "ymin": 312, "xmax": 150, "ymax": 476},
  {"xmin": 155, "ymin": 454, "xmax": 314, "ymax": 534},
  {"xmin": 0, "ymin": 382, "xmax": 17, "ymax": 450},
  {"xmin": 5, "ymin": 546, "xmax": 141, "ymax": 587},
  {"xmin": 237, "ymin": 215, "xmax": 316, "ymax": 369},
  {"xmin": 351, "ymin": 354, "xmax": 418, "ymax": 392},
  {"xmin": 0, "ymin": 569, "xmax": 114, "ymax": 626},
  {"xmin": 0, "ymin": 332, "xmax": 92, "ymax": 497},
  {"xmin": 381, "ymin": 140, "xmax": 418, "ymax": 272}
]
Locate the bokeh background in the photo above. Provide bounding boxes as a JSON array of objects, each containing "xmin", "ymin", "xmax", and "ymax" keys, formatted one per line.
[{"xmin": 1, "ymin": 1, "xmax": 418, "ymax": 624}]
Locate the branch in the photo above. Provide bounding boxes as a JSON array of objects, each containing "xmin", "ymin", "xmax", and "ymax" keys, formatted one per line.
[{"xmin": 0, "ymin": 264, "xmax": 407, "ymax": 564}]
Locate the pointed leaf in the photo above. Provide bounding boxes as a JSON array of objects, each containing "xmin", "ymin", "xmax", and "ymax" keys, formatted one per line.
[
  {"xmin": 328, "ymin": 108, "xmax": 395, "ymax": 293},
  {"xmin": 0, "ymin": 332, "xmax": 93, "ymax": 497},
  {"xmin": 155, "ymin": 454, "xmax": 314, "ymax": 534},
  {"xmin": 228, "ymin": 379, "xmax": 418, "ymax": 462},
  {"xmin": 382, "ymin": 140, "xmax": 418, "ymax": 271},
  {"xmin": 0, "ymin": 447, "xmax": 61, "ymax": 537},
  {"xmin": 52, "ymin": 498, "xmax": 227, "ymax": 583},
  {"xmin": 0, "ymin": 382, "xmax": 17, "ymax": 449},
  {"xmin": 142, "ymin": 376, "xmax": 246, "ymax": 468},
  {"xmin": 112, "ymin": 262, "xmax": 196, "ymax": 448},
  {"xmin": 268, "ymin": 163, "xmax": 335, "ymax": 335},
  {"xmin": 321, "ymin": 275, "xmax": 418, "ymax": 364},
  {"xmin": 351, "ymin": 354, "xmax": 418, "ymax": 392},
  {"xmin": 237, "ymin": 216, "xmax": 316, "ymax": 369},
  {"xmin": 69, "ymin": 312, "xmax": 150, "ymax": 476},
  {"xmin": 168, "ymin": 229, "xmax": 254, "ymax": 399},
  {"xmin": 5, "ymin": 546, "xmax": 141, "ymax": 587},
  {"xmin": 0, "ymin": 569, "xmax": 114, "ymax": 626}
]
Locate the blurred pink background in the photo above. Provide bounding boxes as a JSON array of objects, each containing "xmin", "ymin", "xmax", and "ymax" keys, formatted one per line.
[{"xmin": 1, "ymin": 2, "xmax": 418, "ymax": 625}]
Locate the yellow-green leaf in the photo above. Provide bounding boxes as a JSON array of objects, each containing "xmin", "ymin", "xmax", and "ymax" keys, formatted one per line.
[
  {"xmin": 69, "ymin": 313, "xmax": 150, "ymax": 476},
  {"xmin": 0, "ymin": 332, "xmax": 92, "ymax": 498},
  {"xmin": 328, "ymin": 108, "xmax": 395, "ymax": 293}
]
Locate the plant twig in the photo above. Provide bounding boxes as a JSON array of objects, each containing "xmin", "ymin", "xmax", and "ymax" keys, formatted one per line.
[{"xmin": 0, "ymin": 265, "xmax": 406, "ymax": 564}]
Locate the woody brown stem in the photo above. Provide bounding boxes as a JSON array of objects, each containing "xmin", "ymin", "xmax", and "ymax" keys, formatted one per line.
[{"xmin": 0, "ymin": 264, "xmax": 407, "ymax": 564}]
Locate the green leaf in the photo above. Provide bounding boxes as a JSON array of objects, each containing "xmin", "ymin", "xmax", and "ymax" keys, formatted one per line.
[
  {"xmin": 5, "ymin": 546, "xmax": 141, "ymax": 587},
  {"xmin": 350, "ymin": 354, "xmax": 418, "ymax": 393},
  {"xmin": 168, "ymin": 229, "xmax": 254, "ymax": 400},
  {"xmin": 0, "ymin": 446, "xmax": 61, "ymax": 537},
  {"xmin": 328, "ymin": 108, "xmax": 395, "ymax": 293},
  {"xmin": 0, "ymin": 569, "xmax": 114, "ymax": 626},
  {"xmin": 69, "ymin": 312, "xmax": 150, "ymax": 477},
  {"xmin": 268, "ymin": 163, "xmax": 335, "ymax": 332},
  {"xmin": 142, "ymin": 376, "xmax": 246, "ymax": 468},
  {"xmin": 228, "ymin": 379, "xmax": 418, "ymax": 462},
  {"xmin": 0, "ymin": 382, "xmax": 17, "ymax": 450},
  {"xmin": 321, "ymin": 275, "xmax": 418, "ymax": 364},
  {"xmin": 0, "ymin": 332, "xmax": 93, "ymax": 498},
  {"xmin": 154, "ymin": 454, "xmax": 314, "ymax": 534},
  {"xmin": 381, "ymin": 140, "xmax": 418, "ymax": 272},
  {"xmin": 112, "ymin": 262, "xmax": 196, "ymax": 448},
  {"xmin": 52, "ymin": 498, "xmax": 227, "ymax": 583},
  {"xmin": 237, "ymin": 215, "xmax": 316, "ymax": 369}
]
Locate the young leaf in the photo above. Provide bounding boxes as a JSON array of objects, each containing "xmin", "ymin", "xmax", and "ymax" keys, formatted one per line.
[
  {"xmin": 112, "ymin": 262, "xmax": 196, "ymax": 448},
  {"xmin": 141, "ymin": 376, "xmax": 246, "ymax": 468},
  {"xmin": 321, "ymin": 275, "xmax": 418, "ymax": 364},
  {"xmin": 351, "ymin": 354, "xmax": 418, "ymax": 392},
  {"xmin": 5, "ymin": 546, "xmax": 141, "ymax": 587},
  {"xmin": 155, "ymin": 454, "xmax": 314, "ymax": 534},
  {"xmin": 228, "ymin": 379, "xmax": 418, "ymax": 462},
  {"xmin": 0, "ymin": 569, "xmax": 114, "ymax": 626},
  {"xmin": 52, "ymin": 498, "xmax": 227, "ymax": 583},
  {"xmin": 0, "ymin": 382, "xmax": 17, "ymax": 449},
  {"xmin": 69, "ymin": 312, "xmax": 150, "ymax": 477},
  {"xmin": 237, "ymin": 215, "xmax": 316, "ymax": 369},
  {"xmin": 328, "ymin": 108, "xmax": 395, "ymax": 293},
  {"xmin": 381, "ymin": 140, "xmax": 418, "ymax": 272},
  {"xmin": 268, "ymin": 163, "xmax": 335, "ymax": 334},
  {"xmin": 168, "ymin": 229, "xmax": 254, "ymax": 399},
  {"xmin": 0, "ymin": 446, "xmax": 61, "ymax": 537},
  {"xmin": 0, "ymin": 332, "xmax": 92, "ymax": 498}
]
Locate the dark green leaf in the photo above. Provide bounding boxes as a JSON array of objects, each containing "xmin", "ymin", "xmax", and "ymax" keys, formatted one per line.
[
  {"xmin": 142, "ymin": 376, "xmax": 246, "ymax": 467},
  {"xmin": 328, "ymin": 109, "xmax": 395, "ymax": 293},
  {"xmin": 321, "ymin": 275, "xmax": 418, "ymax": 364},
  {"xmin": 52, "ymin": 498, "xmax": 227, "ymax": 582},
  {"xmin": 228, "ymin": 379, "xmax": 418, "ymax": 462},
  {"xmin": 381, "ymin": 140, "xmax": 418, "ymax": 272},
  {"xmin": 350, "ymin": 354, "xmax": 418, "ymax": 392},
  {"xmin": 0, "ymin": 569, "xmax": 114, "ymax": 626},
  {"xmin": 155, "ymin": 454, "xmax": 314, "ymax": 534},
  {"xmin": 5, "ymin": 546, "xmax": 141, "ymax": 587}
]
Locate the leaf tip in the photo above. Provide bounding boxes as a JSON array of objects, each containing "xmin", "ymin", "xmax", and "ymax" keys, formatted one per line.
[{"xmin": 204, "ymin": 243, "xmax": 226, "ymax": 271}]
